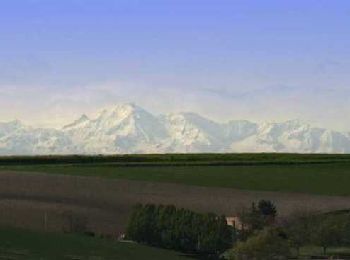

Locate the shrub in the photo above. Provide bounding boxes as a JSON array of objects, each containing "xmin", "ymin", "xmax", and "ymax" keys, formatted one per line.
[{"xmin": 229, "ymin": 228, "xmax": 290, "ymax": 260}]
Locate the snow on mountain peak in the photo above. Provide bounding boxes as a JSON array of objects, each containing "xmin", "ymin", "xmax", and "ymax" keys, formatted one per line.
[
  {"xmin": 63, "ymin": 114, "xmax": 90, "ymax": 130},
  {"xmin": 1, "ymin": 104, "xmax": 350, "ymax": 154},
  {"xmin": 95, "ymin": 103, "xmax": 147, "ymax": 123}
]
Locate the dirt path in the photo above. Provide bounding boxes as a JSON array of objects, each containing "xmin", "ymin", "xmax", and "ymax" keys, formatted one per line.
[{"xmin": 1, "ymin": 170, "xmax": 350, "ymax": 235}]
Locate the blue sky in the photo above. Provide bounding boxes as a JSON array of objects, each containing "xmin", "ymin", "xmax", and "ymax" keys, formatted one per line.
[{"xmin": 1, "ymin": 0, "xmax": 350, "ymax": 130}]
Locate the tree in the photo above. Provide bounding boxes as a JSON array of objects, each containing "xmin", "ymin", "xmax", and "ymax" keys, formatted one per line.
[
  {"xmin": 258, "ymin": 200, "xmax": 277, "ymax": 219},
  {"xmin": 238, "ymin": 200, "xmax": 278, "ymax": 241},
  {"xmin": 340, "ymin": 214, "xmax": 350, "ymax": 246},
  {"xmin": 126, "ymin": 204, "xmax": 158, "ymax": 244},
  {"xmin": 157, "ymin": 205, "xmax": 177, "ymax": 248},
  {"xmin": 285, "ymin": 211, "xmax": 315, "ymax": 256},
  {"xmin": 238, "ymin": 203, "xmax": 263, "ymax": 230},
  {"xmin": 311, "ymin": 215, "xmax": 345, "ymax": 255},
  {"xmin": 229, "ymin": 228, "xmax": 290, "ymax": 260}
]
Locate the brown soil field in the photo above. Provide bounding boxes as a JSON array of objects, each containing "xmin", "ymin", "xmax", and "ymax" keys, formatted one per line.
[{"xmin": 1, "ymin": 170, "xmax": 350, "ymax": 236}]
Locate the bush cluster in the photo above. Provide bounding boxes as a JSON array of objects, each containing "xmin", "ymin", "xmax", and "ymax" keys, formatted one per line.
[{"xmin": 230, "ymin": 228, "xmax": 290, "ymax": 260}]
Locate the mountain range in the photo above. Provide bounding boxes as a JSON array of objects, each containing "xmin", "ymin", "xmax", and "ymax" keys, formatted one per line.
[{"xmin": 1, "ymin": 103, "xmax": 350, "ymax": 155}]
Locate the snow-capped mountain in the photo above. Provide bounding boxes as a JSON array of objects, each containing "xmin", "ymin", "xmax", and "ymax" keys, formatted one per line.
[
  {"xmin": 1, "ymin": 103, "xmax": 350, "ymax": 155},
  {"xmin": 0, "ymin": 120, "xmax": 76, "ymax": 155},
  {"xmin": 63, "ymin": 104, "xmax": 168, "ymax": 154},
  {"xmin": 161, "ymin": 112, "xmax": 226, "ymax": 153}
]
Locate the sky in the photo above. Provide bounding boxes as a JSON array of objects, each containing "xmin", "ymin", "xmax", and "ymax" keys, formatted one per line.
[{"xmin": 1, "ymin": 0, "xmax": 350, "ymax": 130}]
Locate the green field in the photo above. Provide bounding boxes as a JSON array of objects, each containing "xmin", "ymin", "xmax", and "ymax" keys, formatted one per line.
[
  {"xmin": 3, "ymin": 161, "xmax": 350, "ymax": 196},
  {"xmin": 2, "ymin": 153, "xmax": 350, "ymax": 165},
  {"xmin": 0, "ymin": 227, "xmax": 187, "ymax": 260}
]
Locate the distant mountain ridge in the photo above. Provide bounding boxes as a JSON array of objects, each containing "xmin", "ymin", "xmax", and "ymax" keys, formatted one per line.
[{"xmin": 1, "ymin": 103, "xmax": 350, "ymax": 155}]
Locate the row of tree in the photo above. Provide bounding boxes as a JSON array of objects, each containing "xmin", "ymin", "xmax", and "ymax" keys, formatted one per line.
[
  {"xmin": 230, "ymin": 202, "xmax": 350, "ymax": 259},
  {"xmin": 287, "ymin": 211, "xmax": 350, "ymax": 255},
  {"xmin": 126, "ymin": 204, "xmax": 234, "ymax": 256}
]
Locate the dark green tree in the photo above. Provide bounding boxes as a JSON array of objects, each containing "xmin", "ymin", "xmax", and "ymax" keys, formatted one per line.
[
  {"xmin": 258, "ymin": 200, "xmax": 277, "ymax": 219},
  {"xmin": 126, "ymin": 204, "xmax": 234, "ymax": 257}
]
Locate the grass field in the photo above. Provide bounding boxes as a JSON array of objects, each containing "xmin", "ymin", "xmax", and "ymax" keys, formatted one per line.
[
  {"xmin": 2, "ymin": 153, "xmax": 350, "ymax": 165},
  {"xmin": 0, "ymin": 227, "xmax": 187, "ymax": 260},
  {"xmin": 3, "ymin": 162, "xmax": 350, "ymax": 196}
]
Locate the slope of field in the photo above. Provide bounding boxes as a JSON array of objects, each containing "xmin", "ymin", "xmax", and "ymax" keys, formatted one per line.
[
  {"xmin": 0, "ymin": 227, "xmax": 187, "ymax": 260},
  {"xmin": 1, "ymin": 170, "xmax": 350, "ymax": 236},
  {"xmin": 2, "ymin": 154, "xmax": 350, "ymax": 239},
  {"xmin": 3, "ymin": 162, "xmax": 350, "ymax": 196}
]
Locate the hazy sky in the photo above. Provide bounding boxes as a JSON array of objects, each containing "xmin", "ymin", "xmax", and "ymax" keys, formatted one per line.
[{"xmin": 1, "ymin": 0, "xmax": 350, "ymax": 130}]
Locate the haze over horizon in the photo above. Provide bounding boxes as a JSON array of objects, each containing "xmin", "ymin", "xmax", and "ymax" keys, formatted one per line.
[{"xmin": 1, "ymin": 0, "xmax": 350, "ymax": 131}]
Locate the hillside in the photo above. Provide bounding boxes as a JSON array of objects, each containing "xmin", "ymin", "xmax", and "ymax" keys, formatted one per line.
[{"xmin": 0, "ymin": 227, "xmax": 187, "ymax": 260}]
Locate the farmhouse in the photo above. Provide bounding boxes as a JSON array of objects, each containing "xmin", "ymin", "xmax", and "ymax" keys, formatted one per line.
[{"xmin": 226, "ymin": 216, "xmax": 244, "ymax": 230}]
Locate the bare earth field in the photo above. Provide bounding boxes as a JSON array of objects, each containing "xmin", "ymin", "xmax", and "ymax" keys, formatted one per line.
[{"xmin": 1, "ymin": 170, "xmax": 350, "ymax": 236}]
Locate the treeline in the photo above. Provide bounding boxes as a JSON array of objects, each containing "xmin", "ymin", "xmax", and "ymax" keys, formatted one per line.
[
  {"xmin": 229, "ymin": 203, "xmax": 350, "ymax": 259},
  {"xmin": 2, "ymin": 153, "xmax": 350, "ymax": 165},
  {"xmin": 126, "ymin": 204, "xmax": 234, "ymax": 256}
]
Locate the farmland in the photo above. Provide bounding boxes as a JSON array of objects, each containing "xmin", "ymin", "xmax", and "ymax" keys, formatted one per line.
[
  {"xmin": 2, "ymin": 160, "xmax": 350, "ymax": 196},
  {"xmin": 1, "ymin": 154, "xmax": 350, "ymax": 246},
  {"xmin": 0, "ymin": 227, "xmax": 187, "ymax": 259}
]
